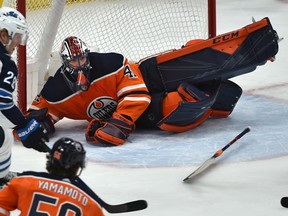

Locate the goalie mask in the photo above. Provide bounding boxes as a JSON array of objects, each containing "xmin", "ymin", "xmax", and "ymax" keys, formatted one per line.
[
  {"xmin": 60, "ymin": 36, "xmax": 91, "ymax": 92},
  {"xmin": 47, "ymin": 137, "xmax": 86, "ymax": 176}
]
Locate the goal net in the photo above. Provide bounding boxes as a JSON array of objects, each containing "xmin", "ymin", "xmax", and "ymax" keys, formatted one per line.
[{"xmin": 3, "ymin": 0, "xmax": 216, "ymax": 111}]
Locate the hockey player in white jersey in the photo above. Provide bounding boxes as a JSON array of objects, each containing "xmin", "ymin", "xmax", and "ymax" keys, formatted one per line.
[{"xmin": 0, "ymin": 7, "xmax": 49, "ymax": 186}]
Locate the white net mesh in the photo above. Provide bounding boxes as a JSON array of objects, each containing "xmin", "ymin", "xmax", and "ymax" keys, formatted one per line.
[
  {"xmin": 7, "ymin": 0, "xmax": 210, "ymax": 60},
  {"xmin": 3, "ymin": 0, "xmax": 213, "ymax": 108},
  {"xmin": 58, "ymin": 0, "xmax": 209, "ymax": 60}
]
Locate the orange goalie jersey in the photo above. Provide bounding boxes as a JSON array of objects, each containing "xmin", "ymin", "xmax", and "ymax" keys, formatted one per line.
[
  {"xmin": 0, "ymin": 172, "xmax": 104, "ymax": 215},
  {"xmin": 30, "ymin": 52, "xmax": 151, "ymax": 124}
]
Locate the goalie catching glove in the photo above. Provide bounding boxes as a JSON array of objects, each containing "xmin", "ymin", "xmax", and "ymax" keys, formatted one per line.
[{"xmin": 86, "ymin": 112, "xmax": 135, "ymax": 146}]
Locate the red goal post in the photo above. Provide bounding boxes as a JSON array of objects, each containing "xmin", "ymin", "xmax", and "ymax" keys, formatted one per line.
[{"xmin": 4, "ymin": 0, "xmax": 216, "ymax": 112}]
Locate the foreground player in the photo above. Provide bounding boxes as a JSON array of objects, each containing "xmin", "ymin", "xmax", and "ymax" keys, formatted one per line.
[
  {"xmin": 0, "ymin": 137, "xmax": 105, "ymax": 215},
  {"xmin": 0, "ymin": 7, "xmax": 49, "ymax": 185},
  {"xmin": 29, "ymin": 18, "xmax": 279, "ymax": 146}
]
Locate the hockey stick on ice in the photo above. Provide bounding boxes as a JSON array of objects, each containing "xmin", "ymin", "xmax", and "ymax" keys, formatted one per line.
[
  {"xmin": 97, "ymin": 198, "xmax": 148, "ymax": 214},
  {"xmin": 183, "ymin": 127, "xmax": 251, "ymax": 182},
  {"xmin": 76, "ymin": 176, "xmax": 148, "ymax": 213}
]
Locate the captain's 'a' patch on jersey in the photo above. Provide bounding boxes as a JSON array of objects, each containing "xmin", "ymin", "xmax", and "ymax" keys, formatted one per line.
[{"xmin": 124, "ymin": 65, "xmax": 137, "ymax": 78}]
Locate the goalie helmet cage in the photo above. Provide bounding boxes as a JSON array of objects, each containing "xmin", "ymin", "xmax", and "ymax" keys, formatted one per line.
[{"xmin": 6, "ymin": 0, "xmax": 216, "ymax": 113}]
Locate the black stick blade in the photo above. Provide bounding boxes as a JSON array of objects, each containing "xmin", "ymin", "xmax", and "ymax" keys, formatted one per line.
[
  {"xmin": 126, "ymin": 200, "xmax": 148, "ymax": 212},
  {"xmin": 104, "ymin": 200, "xmax": 148, "ymax": 213}
]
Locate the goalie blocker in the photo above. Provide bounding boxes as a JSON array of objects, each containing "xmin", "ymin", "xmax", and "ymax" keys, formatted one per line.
[{"xmin": 136, "ymin": 17, "xmax": 278, "ymax": 132}]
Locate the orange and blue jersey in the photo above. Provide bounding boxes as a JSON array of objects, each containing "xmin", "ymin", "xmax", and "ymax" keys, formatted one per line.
[
  {"xmin": 0, "ymin": 171, "xmax": 104, "ymax": 216},
  {"xmin": 30, "ymin": 52, "xmax": 151, "ymax": 124}
]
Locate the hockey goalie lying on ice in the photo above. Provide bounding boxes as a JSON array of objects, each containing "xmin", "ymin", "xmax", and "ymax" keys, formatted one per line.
[{"xmin": 28, "ymin": 17, "xmax": 280, "ymax": 146}]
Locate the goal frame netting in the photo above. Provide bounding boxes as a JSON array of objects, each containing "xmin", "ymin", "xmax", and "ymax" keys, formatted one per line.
[{"xmin": 9, "ymin": 0, "xmax": 216, "ymax": 113}]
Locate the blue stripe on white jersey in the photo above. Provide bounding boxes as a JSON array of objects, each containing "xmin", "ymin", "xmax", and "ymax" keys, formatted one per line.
[
  {"xmin": 0, "ymin": 154, "xmax": 11, "ymax": 175},
  {"xmin": 0, "ymin": 88, "xmax": 14, "ymax": 110}
]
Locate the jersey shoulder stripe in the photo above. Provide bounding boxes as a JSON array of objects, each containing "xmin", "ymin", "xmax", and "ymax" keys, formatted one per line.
[{"xmin": 89, "ymin": 52, "xmax": 125, "ymax": 80}]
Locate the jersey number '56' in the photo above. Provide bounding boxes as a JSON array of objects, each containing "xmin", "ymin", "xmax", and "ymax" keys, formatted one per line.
[{"xmin": 29, "ymin": 193, "xmax": 83, "ymax": 216}]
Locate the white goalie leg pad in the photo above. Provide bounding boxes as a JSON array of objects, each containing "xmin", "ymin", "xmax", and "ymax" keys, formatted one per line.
[{"xmin": 0, "ymin": 127, "xmax": 12, "ymax": 178}]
